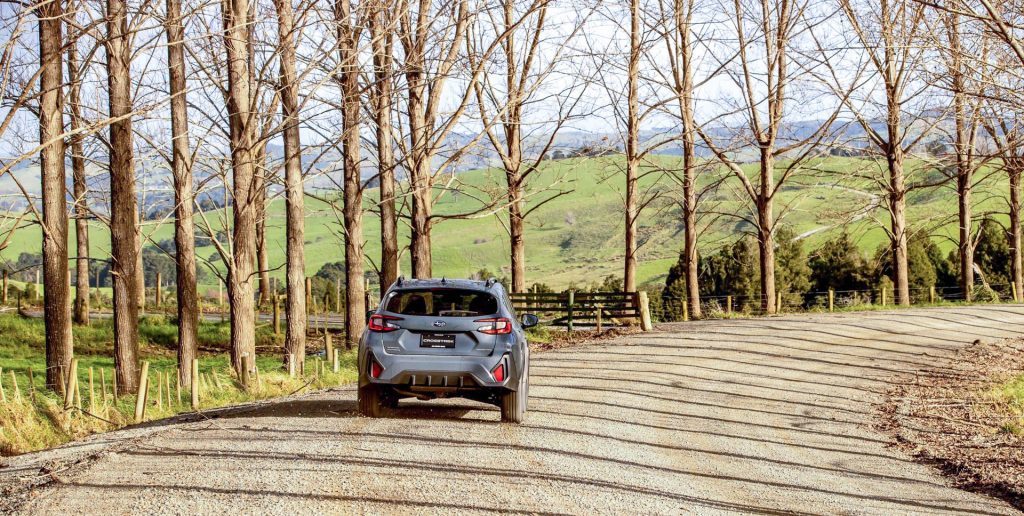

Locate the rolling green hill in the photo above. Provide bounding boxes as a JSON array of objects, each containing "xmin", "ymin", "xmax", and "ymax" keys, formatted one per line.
[{"xmin": 0, "ymin": 155, "xmax": 1011, "ymax": 292}]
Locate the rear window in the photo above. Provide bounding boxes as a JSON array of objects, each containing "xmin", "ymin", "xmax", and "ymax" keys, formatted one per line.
[{"xmin": 385, "ymin": 289, "xmax": 498, "ymax": 317}]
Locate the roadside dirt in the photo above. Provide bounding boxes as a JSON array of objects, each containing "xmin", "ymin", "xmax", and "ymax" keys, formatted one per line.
[
  {"xmin": 4, "ymin": 305, "xmax": 1024, "ymax": 514},
  {"xmin": 879, "ymin": 338, "xmax": 1024, "ymax": 509}
]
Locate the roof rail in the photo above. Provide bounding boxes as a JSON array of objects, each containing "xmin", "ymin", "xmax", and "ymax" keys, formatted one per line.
[
  {"xmin": 485, "ymin": 277, "xmax": 496, "ymax": 287},
  {"xmin": 396, "ymin": 275, "xmax": 404, "ymax": 287}
]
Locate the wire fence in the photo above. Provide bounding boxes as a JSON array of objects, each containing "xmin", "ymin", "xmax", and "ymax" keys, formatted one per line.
[{"xmin": 650, "ymin": 282, "xmax": 1020, "ymax": 323}]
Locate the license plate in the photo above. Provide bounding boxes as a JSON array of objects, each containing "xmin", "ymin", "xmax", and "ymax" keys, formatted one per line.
[{"xmin": 420, "ymin": 333, "xmax": 457, "ymax": 348}]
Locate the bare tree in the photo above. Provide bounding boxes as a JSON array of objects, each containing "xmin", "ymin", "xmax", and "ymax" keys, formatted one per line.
[
  {"xmin": 699, "ymin": 0, "xmax": 843, "ymax": 313},
  {"xmin": 274, "ymin": 0, "xmax": 307, "ymax": 372},
  {"xmin": 937, "ymin": 9, "xmax": 987, "ymax": 300},
  {"xmin": 650, "ymin": 0, "xmax": 706, "ymax": 317},
  {"xmin": 369, "ymin": 0, "xmax": 399, "ymax": 291},
  {"xmin": 335, "ymin": 0, "xmax": 365, "ymax": 347},
  {"xmin": 470, "ymin": 0, "xmax": 588, "ymax": 293},
  {"xmin": 67, "ymin": 25, "xmax": 89, "ymax": 326},
  {"xmin": 223, "ymin": 0, "xmax": 258, "ymax": 376},
  {"xmin": 166, "ymin": 0, "xmax": 199, "ymax": 388},
  {"xmin": 831, "ymin": 0, "xmax": 938, "ymax": 305},
  {"xmin": 107, "ymin": 0, "xmax": 141, "ymax": 392},
  {"xmin": 39, "ymin": 0, "xmax": 73, "ymax": 391}
]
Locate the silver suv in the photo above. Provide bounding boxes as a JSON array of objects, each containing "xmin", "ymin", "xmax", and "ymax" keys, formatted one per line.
[{"xmin": 357, "ymin": 277, "xmax": 538, "ymax": 423}]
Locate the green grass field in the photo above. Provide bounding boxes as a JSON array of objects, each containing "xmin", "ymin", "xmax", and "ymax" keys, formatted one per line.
[
  {"xmin": 0, "ymin": 314, "xmax": 357, "ymax": 455},
  {"xmin": 0, "ymin": 155, "xmax": 1011, "ymax": 292}
]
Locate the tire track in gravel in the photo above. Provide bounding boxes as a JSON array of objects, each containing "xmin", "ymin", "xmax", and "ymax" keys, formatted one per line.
[{"xmin": 9, "ymin": 305, "xmax": 1024, "ymax": 514}]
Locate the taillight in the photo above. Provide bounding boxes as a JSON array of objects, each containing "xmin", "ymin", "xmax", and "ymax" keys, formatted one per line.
[
  {"xmin": 491, "ymin": 362, "xmax": 506, "ymax": 382},
  {"xmin": 370, "ymin": 360, "xmax": 384, "ymax": 379},
  {"xmin": 475, "ymin": 317, "xmax": 512, "ymax": 335},
  {"xmin": 368, "ymin": 314, "xmax": 402, "ymax": 332}
]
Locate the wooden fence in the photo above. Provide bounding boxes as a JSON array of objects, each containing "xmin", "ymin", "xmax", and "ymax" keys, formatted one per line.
[{"xmin": 510, "ymin": 291, "xmax": 652, "ymax": 331}]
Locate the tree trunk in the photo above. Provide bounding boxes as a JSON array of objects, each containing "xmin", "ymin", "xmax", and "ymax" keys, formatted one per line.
[
  {"xmin": 623, "ymin": 0, "xmax": 640, "ymax": 293},
  {"xmin": 408, "ymin": 97, "xmax": 432, "ymax": 278},
  {"xmin": 167, "ymin": 0, "xmax": 198, "ymax": 389},
  {"xmin": 106, "ymin": 0, "xmax": 140, "ymax": 393},
  {"xmin": 888, "ymin": 151, "xmax": 911, "ymax": 306},
  {"xmin": 682, "ymin": 159, "xmax": 700, "ymax": 318},
  {"xmin": 509, "ymin": 178, "xmax": 526, "ymax": 293},
  {"xmin": 224, "ymin": 0, "xmax": 257, "ymax": 377},
  {"xmin": 255, "ymin": 145, "xmax": 270, "ymax": 306},
  {"xmin": 275, "ymin": 0, "xmax": 306, "ymax": 371},
  {"xmin": 758, "ymin": 151, "xmax": 777, "ymax": 314},
  {"xmin": 1010, "ymin": 162, "xmax": 1023, "ymax": 302},
  {"xmin": 40, "ymin": 0, "xmax": 73, "ymax": 392},
  {"xmin": 337, "ymin": 0, "xmax": 365, "ymax": 348},
  {"xmin": 67, "ymin": 40, "xmax": 90, "ymax": 326},
  {"xmin": 371, "ymin": 7, "xmax": 399, "ymax": 291},
  {"xmin": 676, "ymin": 0, "xmax": 700, "ymax": 318},
  {"xmin": 957, "ymin": 164, "xmax": 973, "ymax": 300}
]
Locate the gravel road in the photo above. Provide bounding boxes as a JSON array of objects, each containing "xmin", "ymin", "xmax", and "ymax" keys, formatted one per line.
[{"xmin": 6, "ymin": 305, "xmax": 1024, "ymax": 514}]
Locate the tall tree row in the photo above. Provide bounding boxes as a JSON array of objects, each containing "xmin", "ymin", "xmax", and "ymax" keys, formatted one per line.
[
  {"xmin": 335, "ymin": 0, "xmax": 366, "ymax": 347},
  {"xmin": 699, "ymin": 0, "xmax": 842, "ymax": 314},
  {"xmin": 39, "ymin": 0, "xmax": 73, "ymax": 391},
  {"xmin": 836, "ymin": 0, "xmax": 929, "ymax": 306},
  {"xmin": 107, "ymin": 0, "xmax": 141, "ymax": 393},
  {"xmin": 67, "ymin": 30, "xmax": 90, "ymax": 327},
  {"xmin": 166, "ymin": 0, "xmax": 199, "ymax": 388},
  {"xmin": 369, "ymin": 0, "xmax": 399, "ymax": 291},
  {"xmin": 223, "ymin": 0, "xmax": 259, "ymax": 376},
  {"xmin": 275, "ymin": 0, "xmax": 308, "ymax": 372}
]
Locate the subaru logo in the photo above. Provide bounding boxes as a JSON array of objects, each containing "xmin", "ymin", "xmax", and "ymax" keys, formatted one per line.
[{"xmin": 432, "ymin": 320, "xmax": 446, "ymax": 328}]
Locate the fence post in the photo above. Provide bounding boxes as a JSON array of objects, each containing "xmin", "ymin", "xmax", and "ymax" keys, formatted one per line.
[
  {"xmin": 566, "ymin": 290, "xmax": 575, "ymax": 334},
  {"xmin": 595, "ymin": 304, "xmax": 603, "ymax": 332},
  {"xmin": 28, "ymin": 367, "xmax": 35, "ymax": 403},
  {"xmin": 10, "ymin": 370, "xmax": 20, "ymax": 402},
  {"xmin": 288, "ymin": 353, "xmax": 296, "ymax": 378},
  {"xmin": 64, "ymin": 358, "xmax": 79, "ymax": 410},
  {"xmin": 726, "ymin": 295, "xmax": 732, "ymax": 314},
  {"xmin": 325, "ymin": 333, "xmax": 334, "ymax": 369},
  {"xmin": 776, "ymin": 292, "xmax": 783, "ymax": 313},
  {"xmin": 240, "ymin": 355, "xmax": 250, "ymax": 389},
  {"xmin": 88, "ymin": 367, "xmax": 95, "ymax": 413},
  {"xmin": 305, "ymin": 277, "xmax": 312, "ymax": 314},
  {"xmin": 273, "ymin": 295, "xmax": 281, "ymax": 335},
  {"xmin": 682, "ymin": 297, "xmax": 689, "ymax": 322},
  {"xmin": 191, "ymin": 359, "xmax": 200, "ymax": 409},
  {"xmin": 637, "ymin": 292, "xmax": 653, "ymax": 331},
  {"xmin": 35, "ymin": 269, "xmax": 40, "ymax": 302},
  {"xmin": 334, "ymin": 278, "xmax": 341, "ymax": 312},
  {"xmin": 828, "ymin": 289, "xmax": 834, "ymax": 312},
  {"xmin": 364, "ymin": 278, "xmax": 371, "ymax": 313},
  {"xmin": 134, "ymin": 361, "xmax": 150, "ymax": 423},
  {"xmin": 930, "ymin": 286, "xmax": 936, "ymax": 304},
  {"xmin": 1013, "ymin": 282, "xmax": 1019, "ymax": 303},
  {"xmin": 881, "ymin": 287, "xmax": 887, "ymax": 306},
  {"xmin": 155, "ymin": 272, "xmax": 162, "ymax": 308},
  {"xmin": 2, "ymin": 269, "xmax": 7, "ymax": 305},
  {"xmin": 333, "ymin": 349, "xmax": 340, "ymax": 373}
]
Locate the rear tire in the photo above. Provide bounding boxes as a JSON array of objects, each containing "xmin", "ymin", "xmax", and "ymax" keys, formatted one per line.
[
  {"xmin": 500, "ymin": 367, "xmax": 528, "ymax": 423},
  {"xmin": 358, "ymin": 384, "xmax": 385, "ymax": 417}
]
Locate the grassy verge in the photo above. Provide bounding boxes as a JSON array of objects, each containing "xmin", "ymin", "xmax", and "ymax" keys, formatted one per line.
[
  {"xmin": 0, "ymin": 314, "xmax": 357, "ymax": 456},
  {"xmin": 992, "ymin": 375, "xmax": 1024, "ymax": 436}
]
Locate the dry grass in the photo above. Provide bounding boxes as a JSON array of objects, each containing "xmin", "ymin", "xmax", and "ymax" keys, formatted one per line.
[{"xmin": 879, "ymin": 339, "xmax": 1024, "ymax": 509}]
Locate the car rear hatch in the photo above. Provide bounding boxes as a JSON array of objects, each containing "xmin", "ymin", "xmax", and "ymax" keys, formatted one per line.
[
  {"xmin": 372, "ymin": 287, "xmax": 502, "ymax": 357},
  {"xmin": 381, "ymin": 315, "xmax": 496, "ymax": 356}
]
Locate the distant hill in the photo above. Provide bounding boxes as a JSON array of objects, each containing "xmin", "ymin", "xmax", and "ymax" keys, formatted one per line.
[{"xmin": 0, "ymin": 155, "xmax": 1007, "ymax": 291}]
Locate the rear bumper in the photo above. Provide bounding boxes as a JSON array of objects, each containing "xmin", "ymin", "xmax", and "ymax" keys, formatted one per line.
[{"xmin": 361, "ymin": 344, "xmax": 514, "ymax": 390}]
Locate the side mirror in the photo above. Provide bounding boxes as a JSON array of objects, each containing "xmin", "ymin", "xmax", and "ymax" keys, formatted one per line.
[
  {"xmin": 365, "ymin": 310, "xmax": 376, "ymax": 322},
  {"xmin": 521, "ymin": 313, "xmax": 539, "ymax": 329}
]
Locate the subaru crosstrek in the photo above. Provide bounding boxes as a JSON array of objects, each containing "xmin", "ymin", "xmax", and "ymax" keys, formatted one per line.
[{"xmin": 357, "ymin": 277, "xmax": 537, "ymax": 423}]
